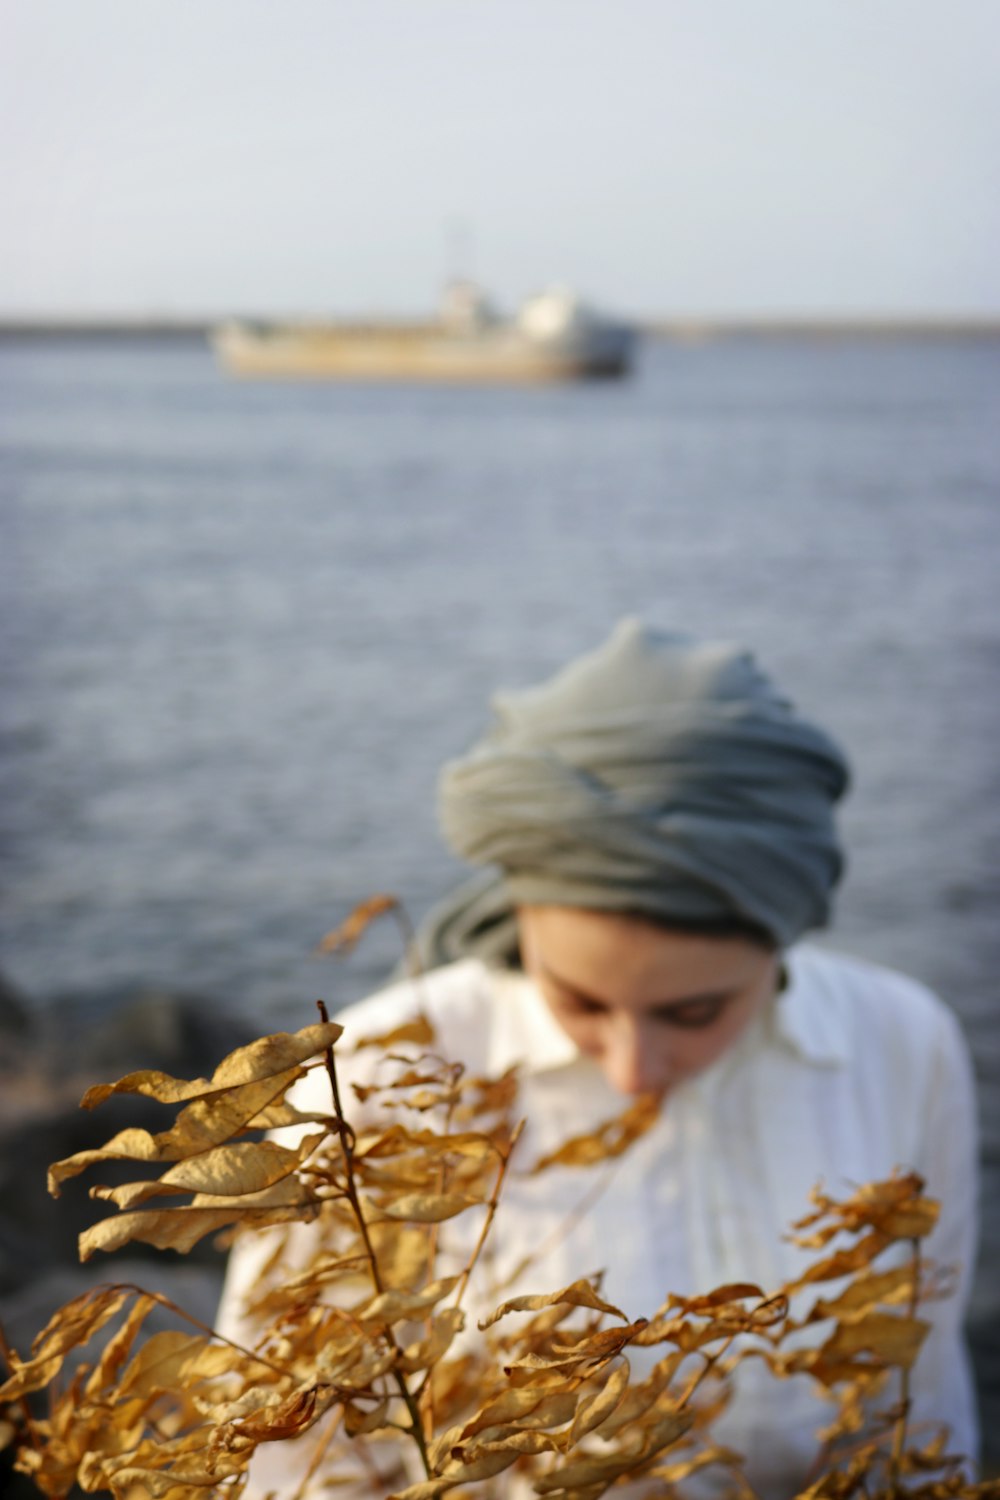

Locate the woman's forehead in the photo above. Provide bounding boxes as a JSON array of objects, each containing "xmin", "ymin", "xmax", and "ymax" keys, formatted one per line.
[{"xmin": 517, "ymin": 904, "xmax": 776, "ymax": 993}]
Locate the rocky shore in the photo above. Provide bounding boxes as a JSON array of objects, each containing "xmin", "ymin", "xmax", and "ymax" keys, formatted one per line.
[{"xmin": 0, "ymin": 973, "xmax": 257, "ymax": 1496}]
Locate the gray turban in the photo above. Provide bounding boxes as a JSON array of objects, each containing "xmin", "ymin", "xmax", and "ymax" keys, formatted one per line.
[{"xmin": 418, "ymin": 619, "xmax": 850, "ymax": 967}]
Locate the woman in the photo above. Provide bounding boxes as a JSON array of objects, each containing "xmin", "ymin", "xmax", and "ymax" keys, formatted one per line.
[{"xmin": 218, "ymin": 619, "xmax": 979, "ymax": 1494}]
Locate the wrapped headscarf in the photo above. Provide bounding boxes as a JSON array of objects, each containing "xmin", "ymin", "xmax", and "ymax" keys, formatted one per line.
[{"xmin": 418, "ymin": 619, "xmax": 850, "ymax": 966}]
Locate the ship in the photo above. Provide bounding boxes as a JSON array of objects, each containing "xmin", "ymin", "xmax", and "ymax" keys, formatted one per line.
[{"xmin": 212, "ymin": 282, "xmax": 637, "ymax": 384}]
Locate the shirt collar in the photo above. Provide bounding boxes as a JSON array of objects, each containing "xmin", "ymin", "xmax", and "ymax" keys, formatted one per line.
[
  {"xmin": 768, "ymin": 947, "xmax": 851, "ymax": 1066},
  {"xmin": 484, "ymin": 968, "xmax": 581, "ymax": 1077}
]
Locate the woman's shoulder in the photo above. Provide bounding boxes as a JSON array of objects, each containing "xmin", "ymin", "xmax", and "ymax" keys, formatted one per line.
[
  {"xmin": 292, "ymin": 959, "xmax": 502, "ymax": 1114},
  {"xmin": 333, "ymin": 958, "xmax": 510, "ymax": 1070},
  {"xmin": 782, "ymin": 943, "xmax": 969, "ymax": 1070}
]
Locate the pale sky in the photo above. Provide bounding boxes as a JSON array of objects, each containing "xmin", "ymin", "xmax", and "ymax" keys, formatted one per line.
[{"xmin": 3, "ymin": 0, "xmax": 999, "ymax": 320}]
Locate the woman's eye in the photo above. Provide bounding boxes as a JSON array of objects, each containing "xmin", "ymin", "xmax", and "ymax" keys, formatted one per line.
[
  {"xmin": 658, "ymin": 999, "xmax": 726, "ymax": 1029},
  {"xmin": 566, "ymin": 996, "xmax": 606, "ymax": 1016}
]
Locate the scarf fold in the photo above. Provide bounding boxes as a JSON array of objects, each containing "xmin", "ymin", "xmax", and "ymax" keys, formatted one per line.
[{"xmin": 418, "ymin": 619, "xmax": 850, "ymax": 967}]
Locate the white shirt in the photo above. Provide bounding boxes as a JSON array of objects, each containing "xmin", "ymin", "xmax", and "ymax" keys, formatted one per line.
[{"xmin": 217, "ymin": 944, "xmax": 979, "ymax": 1496}]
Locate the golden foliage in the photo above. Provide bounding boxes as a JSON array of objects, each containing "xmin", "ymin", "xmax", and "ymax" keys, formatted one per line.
[
  {"xmin": 0, "ymin": 933, "xmax": 990, "ymax": 1500},
  {"xmin": 316, "ymin": 894, "xmax": 413, "ymax": 961}
]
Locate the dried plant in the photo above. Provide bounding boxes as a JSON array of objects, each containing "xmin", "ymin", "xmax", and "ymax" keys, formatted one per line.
[{"xmin": 0, "ymin": 905, "xmax": 993, "ymax": 1500}]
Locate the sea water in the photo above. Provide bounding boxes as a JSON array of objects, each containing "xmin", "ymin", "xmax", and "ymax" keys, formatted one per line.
[{"xmin": 1, "ymin": 330, "xmax": 998, "ymax": 1433}]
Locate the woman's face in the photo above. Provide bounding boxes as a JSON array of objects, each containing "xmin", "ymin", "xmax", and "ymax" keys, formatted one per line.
[{"xmin": 517, "ymin": 905, "xmax": 781, "ymax": 1098}]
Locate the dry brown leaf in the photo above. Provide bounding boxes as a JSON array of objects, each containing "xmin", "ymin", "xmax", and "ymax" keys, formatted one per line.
[
  {"xmin": 230, "ymin": 1385, "xmax": 338, "ymax": 1443},
  {"xmin": 78, "ymin": 1020, "xmax": 343, "ymax": 1110},
  {"xmin": 529, "ymin": 1094, "xmax": 660, "ymax": 1173},
  {"xmin": 355, "ymin": 1124, "xmax": 500, "ymax": 1166},
  {"xmin": 532, "ymin": 1409, "xmax": 694, "ymax": 1492},
  {"xmin": 47, "ymin": 1066, "xmax": 311, "ymax": 1195},
  {"xmin": 453, "ymin": 1068, "xmax": 520, "ymax": 1123},
  {"xmin": 801, "ymin": 1263, "xmax": 918, "ymax": 1326},
  {"xmin": 316, "ymin": 894, "xmax": 401, "ymax": 955},
  {"xmin": 117, "ymin": 1330, "xmax": 250, "ymax": 1399},
  {"xmin": 316, "ymin": 1339, "xmax": 397, "ymax": 1390},
  {"xmin": 88, "ymin": 1133, "xmax": 326, "ymax": 1212},
  {"xmin": 479, "ymin": 1279, "xmax": 628, "ymax": 1331},
  {"xmin": 82, "ymin": 1292, "xmax": 158, "ymax": 1398},
  {"xmin": 451, "ymin": 1387, "xmax": 576, "ymax": 1449},
  {"xmin": 821, "ymin": 1309, "xmax": 931, "ymax": 1371},
  {"xmin": 377, "ymin": 1191, "xmax": 481, "ymax": 1224},
  {"xmin": 789, "ymin": 1172, "xmax": 940, "ymax": 1246},
  {"xmin": 356, "ymin": 1276, "xmax": 460, "ymax": 1326},
  {"xmin": 651, "ymin": 1441, "xmax": 748, "ymax": 1488},
  {"xmin": 79, "ymin": 1200, "xmax": 316, "ymax": 1261},
  {"xmin": 390, "ymin": 1442, "xmax": 523, "ymax": 1500},
  {"xmin": 397, "ymin": 1088, "xmax": 463, "ymax": 1114},
  {"xmin": 667, "ymin": 1282, "xmax": 766, "ymax": 1314},
  {"xmin": 489, "ymin": 1299, "xmax": 603, "ymax": 1352},
  {"xmin": 784, "ymin": 1230, "xmax": 893, "ymax": 1292},
  {"xmin": 85, "ymin": 1444, "xmax": 250, "ymax": 1497},
  {"xmin": 398, "ymin": 1308, "xmax": 466, "ymax": 1374},
  {"xmin": 586, "ymin": 1352, "xmax": 687, "ymax": 1438},
  {"xmin": 506, "ymin": 1319, "xmax": 650, "ymax": 1376},
  {"xmin": 566, "ymin": 1356, "xmax": 630, "ymax": 1444},
  {"xmin": 0, "ymin": 1287, "xmax": 131, "ymax": 1400},
  {"xmin": 366, "ymin": 1222, "xmax": 434, "ymax": 1290},
  {"xmin": 343, "ymin": 1395, "xmax": 392, "ymax": 1437},
  {"xmin": 443, "ymin": 1396, "xmax": 579, "ymax": 1463},
  {"xmin": 350, "ymin": 1014, "xmax": 437, "ymax": 1052}
]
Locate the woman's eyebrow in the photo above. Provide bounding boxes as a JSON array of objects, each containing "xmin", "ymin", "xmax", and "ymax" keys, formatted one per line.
[
  {"xmin": 651, "ymin": 991, "xmax": 733, "ymax": 1018},
  {"xmin": 539, "ymin": 963, "xmax": 611, "ymax": 1007},
  {"xmin": 538, "ymin": 962, "xmax": 734, "ymax": 1015}
]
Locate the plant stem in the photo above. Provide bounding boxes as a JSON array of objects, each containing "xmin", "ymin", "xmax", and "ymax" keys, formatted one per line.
[
  {"xmin": 318, "ymin": 1004, "xmax": 383, "ymax": 1294},
  {"xmin": 419, "ymin": 1073, "xmax": 463, "ymax": 1440},
  {"xmin": 110, "ymin": 1284, "xmax": 295, "ymax": 1381},
  {"xmin": 676, "ymin": 1331, "xmax": 738, "ymax": 1411},
  {"xmin": 888, "ymin": 1237, "xmax": 921, "ymax": 1492},
  {"xmin": 289, "ymin": 1408, "xmax": 345, "ymax": 1500},
  {"xmin": 450, "ymin": 1119, "xmax": 524, "ymax": 1314},
  {"xmin": 391, "ymin": 902, "xmax": 423, "ymax": 986},
  {"xmin": 316, "ymin": 1001, "xmax": 432, "ymax": 1479},
  {"xmin": 414, "ymin": 1121, "xmax": 524, "ymax": 1408}
]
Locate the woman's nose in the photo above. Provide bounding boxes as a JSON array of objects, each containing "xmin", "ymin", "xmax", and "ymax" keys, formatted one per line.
[{"xmin": 603, "ymin": 1017, "xmax": 664, "ymax": 1096}]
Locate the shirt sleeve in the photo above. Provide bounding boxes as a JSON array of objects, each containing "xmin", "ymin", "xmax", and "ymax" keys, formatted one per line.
[{"xmin": 909, "ymin": 1001, "xmax": 980, "ymax": 1467}]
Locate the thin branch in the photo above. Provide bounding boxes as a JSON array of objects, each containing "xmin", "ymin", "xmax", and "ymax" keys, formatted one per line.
[
  {"xmin": 675, "ymin": 1331, "xmax": 739, "ymax": 1412},
  {"xmin": 316, "ymin": 1001, "xmax": 432, "ymax": 1479},
  {"xmin": 450, "ymin": 1119, "xmax": 525, "ymax": 1314},
  {"xmin": 490, "ymin": 1155, "xmax": 617, "ymax": 1297},
  {"xmin": 418, "ymin": 1069, "xmax": 464, "ymax": 1442},
  {"xmin": 288, "ymin": 1408, "xmax": 345, "ymax": 1500},
  {"xmin": 888, "ymin": 1236, "xmax": 921, "ymax": 1491},
  {"xmin": 391, "ymin": 901, "xmax": 423, "ymax": 987},
  {"xmin": 317, "ymin": 1001, "xmax": 384, "ymax": 1297},
  {"xmin": 104, "ymin": 1283, "xmax": 296, "ymax": 1381}
]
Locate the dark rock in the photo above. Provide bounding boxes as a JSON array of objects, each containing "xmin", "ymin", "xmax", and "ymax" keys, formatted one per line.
[
  {"xmin": 0, "ymin": 991, "xmax": 257, "ymax": 1293},
  {"xmin": 0, "ymin": 972, "xmax": 32, "ymax": 1040},
  {"xmin": 0, "ymin": 1256, "xmax": 225, "ymax": 1365},
  {"xmin": 0, "ymin": 1090, "xmax": 225, "ymax": 1290},
  {"xmin": 35, "ymin": 985, "xmax": 252, "ymax": 1081}
]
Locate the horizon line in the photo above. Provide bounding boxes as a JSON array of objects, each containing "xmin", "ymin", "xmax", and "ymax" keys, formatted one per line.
[{"xmin": 2, "ymin": 313, "xmax": 1000, "ymax": 339}]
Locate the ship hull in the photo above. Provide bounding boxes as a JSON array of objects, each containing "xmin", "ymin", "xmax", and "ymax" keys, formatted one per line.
[{"xmin": 212, "ymin": 321, "xmax": 635, "ymax": 383}]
